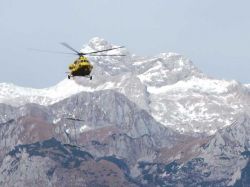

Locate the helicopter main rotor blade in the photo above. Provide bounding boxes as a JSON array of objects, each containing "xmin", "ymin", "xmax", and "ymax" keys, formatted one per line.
[
  {"xmin": 61, "ymin": 42, "xmax": 80, "ymax": 55},
  {"xmin": 28, "ymin": 48, "xmax": 76, "ymax": 55},
  {"xmin": 83, "ymin": 46, "xmax": 125, "ymax": 55},
  {"xmin": 88, "ymin": 54, "xmax": 126, "ymax": 56}
]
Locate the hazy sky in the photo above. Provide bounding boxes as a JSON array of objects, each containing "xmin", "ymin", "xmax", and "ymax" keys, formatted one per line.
[{"xmin": 0, "ymin": 0, "xmax": 249, "ymax": 88}]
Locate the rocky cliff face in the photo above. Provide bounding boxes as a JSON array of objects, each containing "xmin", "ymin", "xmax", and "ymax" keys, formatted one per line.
[
  {"xmin": 0, "ymin": 38, "xmax": 250, "ymax": 186},
  {"xmin": 0, "ymin": 90, "xmax": 190, "ymax": 186},
  {"xmin": 132, "ymin": 114, "xmax": 250, "ymax": 186},
  {"xmin": 0, "ymin": 138, "xmax": 138, "ymax": 187}
]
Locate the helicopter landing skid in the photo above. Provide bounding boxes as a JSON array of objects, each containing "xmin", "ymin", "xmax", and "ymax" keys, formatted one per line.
[{"xmin": 67, "ymin": 74, "xmax": 92, "ymax": 80}]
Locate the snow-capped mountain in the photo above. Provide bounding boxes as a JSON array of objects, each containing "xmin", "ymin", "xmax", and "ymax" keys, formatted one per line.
[
  {"xmin": 1, "ymin": 37, "xmax": 250, "ymax": 186},
  {"xmin": 0, "ymin": 89, "xmax": 190, "ymax": 186},
  {"xmin": 1, "ymin": 37, "xmax": 249, "ymax": 135}
]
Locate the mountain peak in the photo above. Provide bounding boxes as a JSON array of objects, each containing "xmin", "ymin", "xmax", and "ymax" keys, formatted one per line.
[
  {"xmin": 80, "ymin": 37, "xmax": 127, "ymax": 58},
  {"xmin": 88, "ymin": 37, "xmax": 112, "ymax": 49}
]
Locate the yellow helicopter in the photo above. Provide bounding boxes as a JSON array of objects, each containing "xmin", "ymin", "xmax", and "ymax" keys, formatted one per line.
[
  {"xmin": 29, "ymin": 42, "xmax": 125, "ymax": 80},
  {"xmin": 60, "ymin": 42, "xmax": 125, "ymax": 80}
]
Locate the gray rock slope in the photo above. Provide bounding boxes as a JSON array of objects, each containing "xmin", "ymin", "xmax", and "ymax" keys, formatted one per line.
[
  {"xmin": 134, "ymin": 114, "xmax": 250, "ymax": 186},
  {"xmin": 2, "ymin": 88, "xmax": 250, "ymax": 186},
  {"xmin": 0, "ymin": 138, "xmax": 138, "ymax": 187},
  {"xmin": 0, "ymin": 90, "xmax": 190, "ymax": 186}
]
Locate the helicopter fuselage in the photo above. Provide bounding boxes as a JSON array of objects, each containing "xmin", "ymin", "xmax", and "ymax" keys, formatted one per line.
[
  {"xmin": 68, "ymin": 56, "xmax": 93, "ymax": 79},
  {"xmin": 60, "ymin": 42, "xmax": 125, "ymax": 80}
]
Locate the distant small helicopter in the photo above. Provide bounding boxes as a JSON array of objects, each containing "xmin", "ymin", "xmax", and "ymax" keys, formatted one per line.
[
  {"xmin": 60, "ymin": 43, "xmax": 125, "ymax": 80},
  {"xmin": 29, "ymin": 42, "xmax": 126, "ymax": 80}
]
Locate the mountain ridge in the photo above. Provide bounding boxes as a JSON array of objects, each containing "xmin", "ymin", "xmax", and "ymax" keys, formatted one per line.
[
  {"xmin": 1, "ymin": 37, "xmax": 249, "ymax": 135},
  {"xmin": 1, "ymin": 37, "xmax": 250, "ymax": 186}
]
